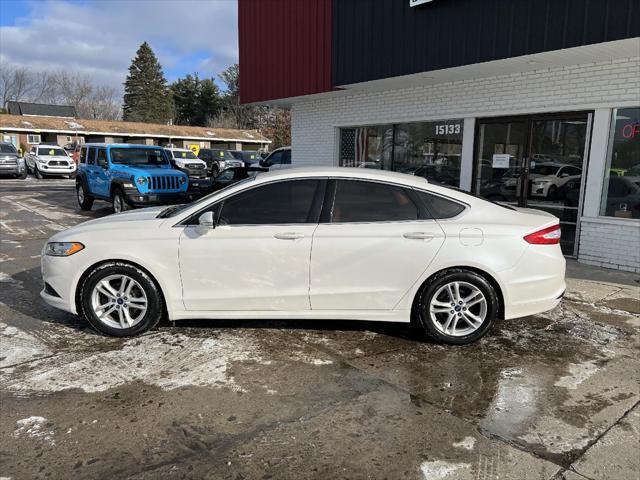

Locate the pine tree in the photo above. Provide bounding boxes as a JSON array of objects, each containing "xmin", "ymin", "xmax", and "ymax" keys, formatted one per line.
[
  {"xmin": 170, "ymin": 74, "xmax": 221, "ymax": 126},
  {"xmin": 122, "ymin": 42, "xmax": 173, "ymax": 123}
]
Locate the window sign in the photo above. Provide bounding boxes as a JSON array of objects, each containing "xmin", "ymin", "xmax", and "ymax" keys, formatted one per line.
[
  {"xmin": 492, "ymin": 154, "xmax": 510, "ymax": 169},
  {"xmin": 600, "ymin": 107, "xmax": 640, "ymax": 219}
]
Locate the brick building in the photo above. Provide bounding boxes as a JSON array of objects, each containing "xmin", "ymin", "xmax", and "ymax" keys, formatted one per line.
[{"xmin": 239, "ymin": 0, "xmax": 640, "ymax": 272}]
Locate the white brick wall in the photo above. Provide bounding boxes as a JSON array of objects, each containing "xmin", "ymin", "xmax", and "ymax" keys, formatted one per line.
[
  {"xmin": 579, "ymin": 218, "xmax": 640, "ymax": 273},
  {"xmin": 291, "ymin": 57, "xmax": 640, "ymax": 167},
  {"xmin": 290, "ymin": 56, "xmax": 640, "ymax": 272}
]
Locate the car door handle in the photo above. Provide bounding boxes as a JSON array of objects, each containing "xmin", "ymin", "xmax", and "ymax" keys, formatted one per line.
[
  {"xmin": 403, "ymin": 232, "xmax": 435, "ymax": 240},
  {"xmin": 274, "ymin": 232, "xmax": 305, "ymax": 240}
]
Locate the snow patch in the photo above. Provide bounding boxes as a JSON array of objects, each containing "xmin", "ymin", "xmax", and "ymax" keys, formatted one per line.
[
  {"xmin": 5, "ymin": 331, "xmax": 262, "ymax": 393},
  {"xmin": 14, "ymin": 416, "xmax": 55, "ymax": 445},
  {"xmin": 420, "ymin": 460, "xmax": 470, "ymax": 479},
  {"xmin": 452, "ymin": 436, "xmax": 476, "ymax": 450},
  {"xmin": 0, "ymin": 322, "xmax": 52, "ymax": 368},
  {"xmin": 554, "ymin": 360, "xmax": 600, "ymax": 390}
]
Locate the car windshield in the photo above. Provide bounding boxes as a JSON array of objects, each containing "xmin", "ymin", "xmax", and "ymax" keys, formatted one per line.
[
  {"xmin": 156, "ymin": 176, "xmax": 257, "ymax": 219},
  {"xmin": 211, "ymin": 150, "xmax": 236, "ymax": 160},
  {"xmin": 171, "ymin": 150, "xmax": 198, "ymax": 160},
  {"xmin": 531, "ymin": 164, "xmax": 560, "ymax": 176},
  {"xmin": 0, "ymin": 144, "xmax": 17, "ymax": 154},
  {"xmin": 111, "ymin": 148, "xmax": 169, "ymax": 165},
  {"xmin": 38, "ymin": 147, "xmax": 67, "ymax": 156}
]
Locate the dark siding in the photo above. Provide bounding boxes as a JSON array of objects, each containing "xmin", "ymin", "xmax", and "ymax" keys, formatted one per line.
[
  {"xmin": 238, "ymin": 0, "xmax": 333, "ymax": 104},
  {"xmin": 332, "ymin": 0, "xmax": 640, "ymax": 86}
]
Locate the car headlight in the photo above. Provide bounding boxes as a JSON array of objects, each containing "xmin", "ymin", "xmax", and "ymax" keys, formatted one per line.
[
  {"xmin": 179, "ymin": 176, "xmax": 186, "ymax": 185},
  {"xmin": 37, "ymin": 158, "xmax": 48, "ymax": 164},
  {"xmin": 17, "ymin": 157, "xmax": 25, "ymax": 166},
  {"xmin": 136, "ymin": 177, "xmax": 148, "ymax": 185},
  {"xmin": 219, "ymin": 161, "xmax": 226, "ymax": 169},
  {"xmin": 45, "ymin": 242, "xmax": 84, "ymax": 257}
]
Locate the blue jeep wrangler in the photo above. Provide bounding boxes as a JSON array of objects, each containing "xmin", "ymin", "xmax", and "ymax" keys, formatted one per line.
[{"xmin": 76, "ymin": 144, "xmax": 189, "ymax": 213}]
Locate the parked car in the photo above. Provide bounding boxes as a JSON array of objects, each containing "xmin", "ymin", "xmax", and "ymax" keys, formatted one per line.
[
  {"xmin": 204, "ymin": 166, "xmax": 268, "ymax": 194},
  {"xmin": 25, "ymin": 144, "xmax": 76, "ymax": 179},
  {"xmin": 164, "ymin": 147, "xmax": 210, "ymax": 195},
  {"xmin": 42, "ymin": 167, "xmax": 565, "ymax": 345},
  {"xmin": 529, "ymin": 163, "xmax": 582, "ymax": 199},
  {"xmin": 75, "ymin": 144, "xmax": 189, "ymax": 213},
  {"xmin": 198, "ymin": 148, "xmax": 244, "ymax": 177},
  {"xmin": 230, "ymin": 150, "xmax": 262, "ymax": 167},
  {"xmin": 259, "ymin": 146, "xmax": 291, "ymax": 170},
  {"xmin": 0, "ymin": 142, "xmax": 27, "ymax": 179}
]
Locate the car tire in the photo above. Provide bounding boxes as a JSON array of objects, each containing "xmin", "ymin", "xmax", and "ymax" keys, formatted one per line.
[
  {"xmin": 547, "ymin": 185, "xmax": 558, "ymax": 200},
  {"xmin": 413, "ymin": 269, "xmax": 499, "ymax": 345},
  {"xmin": 77, "ymin": 183, "xmax": 94, "ymax": 210},
  {"xmin": 35, "ymin": 166, "xmax": 44, "ymax": 179},
  {"xmin": 17, "ymin": 171, "xmax": 27, "ymax": 179},
  {"xmin": 79, "ymin": 262, "xmax": 163, "ymax": 337},
  {"xmin": 211, "ymin": 164, "xmax": 220, "ymax": 178},
  {"xmin": 112, "ymin": 188, "xmax": 130, "ymax": 213}
]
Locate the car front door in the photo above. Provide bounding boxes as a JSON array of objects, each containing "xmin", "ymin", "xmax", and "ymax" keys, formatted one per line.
[
  {"xmin": 309, "ymin": 179, "xmax": 445, "ymax": 310},
  {"xmin": 92, "ymin": 148, "xmax": 111, "ymax": 198},
  {"xmin": 178, "ymin": 178, "xmax": 324, "ymax": 311}
]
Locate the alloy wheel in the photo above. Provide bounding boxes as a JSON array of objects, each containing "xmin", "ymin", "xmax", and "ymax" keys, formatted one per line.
[
  {"xmin": 113, "ymin": 195, "xmax": 123, "ymax": 213},
  {"xmin": 90, "ymin": 274, "xmax": 148, "ymax": 329},
  {"xmin": 428, "ymin": 281, "xmax": 487, "ymax": 337}
]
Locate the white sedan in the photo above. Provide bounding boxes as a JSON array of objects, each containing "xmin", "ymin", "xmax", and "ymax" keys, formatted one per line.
[{"xmin": 41, "ymin": 167, "xmax": 565, "ymax": 345}]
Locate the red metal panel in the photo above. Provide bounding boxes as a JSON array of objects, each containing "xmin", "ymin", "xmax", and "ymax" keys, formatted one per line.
[{"xmin": 239, "ymin": 0, "xmax": 333, "ymax": 104}]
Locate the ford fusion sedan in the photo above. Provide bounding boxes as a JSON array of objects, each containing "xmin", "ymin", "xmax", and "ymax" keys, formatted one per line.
[
  {"xmin": 41, "ymin": 167, "xmax": 565, "ymax": 345},
  {"xmin": 25, "ymin": 144, "xmax": 76, "ymax": 178}
]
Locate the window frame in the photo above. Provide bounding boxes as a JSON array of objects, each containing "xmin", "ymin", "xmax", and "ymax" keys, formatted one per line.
[
  {"xmin": 411, "ymin": 188, "xmax": 469, "ymax": 220},
  {"xmin": 27, "ymin": 134, "xmax": 41, "ymax": 144}
]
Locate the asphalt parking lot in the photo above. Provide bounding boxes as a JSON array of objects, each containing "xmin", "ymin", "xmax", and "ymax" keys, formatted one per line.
[{"xmin": 1, "ymin": 177, "xmax": 638, "ymax": 480}]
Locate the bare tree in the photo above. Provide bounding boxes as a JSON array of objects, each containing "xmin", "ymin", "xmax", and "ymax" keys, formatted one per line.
[{"xmin": 0, "ymin": 63, "xmax": 34, "ymax": 108}]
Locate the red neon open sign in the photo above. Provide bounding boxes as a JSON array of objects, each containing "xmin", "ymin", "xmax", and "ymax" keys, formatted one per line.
[{"xmin": 621, "ymin": 123, "xmax": 640, "ymax": 139}]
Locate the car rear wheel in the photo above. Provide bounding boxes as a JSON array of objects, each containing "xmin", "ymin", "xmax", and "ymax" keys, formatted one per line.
[
  {"xmin": 77, "ymin": 183, "xmax": 94, "ymax": 210},
  {"xmin": 413, "ymin": 269, "xmax": 499, "ymax": 345},
  {"xmin": 80, "ymin": 263, "xmax": 163, "ymax": 336},
  {"xmin": 112, "ymin": 189, "xmax": 130, "ymax": 213}
]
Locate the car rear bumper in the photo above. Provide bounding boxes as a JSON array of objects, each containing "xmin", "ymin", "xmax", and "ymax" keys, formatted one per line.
[{"xmin": 501, "ymin": 244, "xmax": 566, "ymax": 319}]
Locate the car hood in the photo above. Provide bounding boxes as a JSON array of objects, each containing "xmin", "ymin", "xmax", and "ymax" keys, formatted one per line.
[
  {"xmin": 51, "ymin": 207, "xmax": 167, "ymax": 241},
  {"xmin": 530, "ymin": 174, "xmax": 556, "ymax": 181},
  {"xmin": 38, "ymin": 155, "xmax": 70, "ymax": 161}
]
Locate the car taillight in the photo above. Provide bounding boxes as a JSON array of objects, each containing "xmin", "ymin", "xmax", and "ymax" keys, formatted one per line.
[{"xmin": 524, "ymin": 224, "xmax": 561, "ymax": 245}]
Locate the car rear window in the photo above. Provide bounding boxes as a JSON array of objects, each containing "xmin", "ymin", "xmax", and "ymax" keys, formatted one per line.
[{"xmin": 415, "ymin": 191, "xmax": 466, "ymax": 219}]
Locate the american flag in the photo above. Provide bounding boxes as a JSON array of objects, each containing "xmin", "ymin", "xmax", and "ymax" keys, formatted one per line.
[{"xmin": 339, "ymin": 128, "xmax": 368, "ymax": 167}]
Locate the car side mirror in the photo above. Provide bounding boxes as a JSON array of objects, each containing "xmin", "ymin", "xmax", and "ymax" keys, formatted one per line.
[
  {"xmin": 560, "ymin": 172, "xmax": 570, "ymax": 178},
  {"xmin": 198, "ymin": 211, "xmax": 215, "ymax": 229}
]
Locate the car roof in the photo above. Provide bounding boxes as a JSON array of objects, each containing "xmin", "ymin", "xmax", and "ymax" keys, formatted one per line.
[
  {"xmin": 83, "ymin": 143, "xmax": 162, "ymax": 148},
  {"xmin": 253, "ymin": 167, "xmax": 429, "ymax": 187},
  {"xmin": 165, "ymin": 147, "xmax": 193, "ymax": 151}
]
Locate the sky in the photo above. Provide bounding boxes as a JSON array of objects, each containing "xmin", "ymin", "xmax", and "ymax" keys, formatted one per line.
[{"xmin": 0, "ymin": 0, "xmax": 239, "ymax": 92}]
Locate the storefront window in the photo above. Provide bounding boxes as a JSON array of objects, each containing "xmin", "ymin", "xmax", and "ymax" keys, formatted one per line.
[
  {"xmin": 600, "ymin": 107, "xmax": 640, "ymax": 219},
  {"xmin": 339, "ymin": 119, "xmax": 463, "ymax": 187}
]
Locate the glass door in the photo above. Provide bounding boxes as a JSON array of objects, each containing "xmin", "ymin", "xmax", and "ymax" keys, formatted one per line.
[
  {"xmin": 474, "ymin": 119, "xmax": 528, "ymax": 205},
  {"xmin": 474, "ymin": 113, "xmax": 592, "ymax": 256}
]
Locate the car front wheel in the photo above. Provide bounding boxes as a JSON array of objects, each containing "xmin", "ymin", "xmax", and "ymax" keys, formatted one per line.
[
  {"xmin": 413, "ymin": 269, "xmax": 499, "ymax": 345},
  {"xmin": 112, "ymin": 189, "xmax": 130, "ymax": 213},
  {"xmin": 34, "ymin": 166, "xmax": 44, "ymax": 179},
  {"xmin": 80, "ymin": 263, "xmax": 163, "ymax": 336}
]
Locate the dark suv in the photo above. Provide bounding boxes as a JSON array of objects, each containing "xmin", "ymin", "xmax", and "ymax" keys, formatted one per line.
[{"xmin": 198, "ymin": 148, "xmax": 244, "ymax": 177}]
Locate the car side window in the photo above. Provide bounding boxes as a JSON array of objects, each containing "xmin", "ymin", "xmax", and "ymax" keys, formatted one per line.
[
  {"xmin": 331, "ymin": 180, "xmax": 419, "ymax": 223},
  {"xmin": 96, "ymin": 148, "xmax": 108, "ymax": 168},
  {"xmin": 414, "ymin": 191, "xmax": 466, "ymax": 219},
  {"xmin": 266, "ymin": 151, "xmax": 283, "ymax": 165},
  {"xmin": 87, "ymin": 147, "xmax": 97, "ymax": 165},
  {"xmin": 219, "ymin": 180, "xmax": 320, "ymax": 225},
  {"xmin": 200, "ymin": 151, "xmax": 210, "ymax": 161},
  {"xmin": 282, "ymin": 150, "xmax": 291, "ymax": 165},
  {"xmin": 80, "ymin": 147, "xmax": 87, "ymax": 164}
]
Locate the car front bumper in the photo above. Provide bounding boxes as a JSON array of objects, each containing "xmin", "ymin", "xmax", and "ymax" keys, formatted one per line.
[
  {"xmin": 39, "ymin": 164, "xmax": 76, "ymax": 175},
  {"xmin": 0, "ymin": 163, "xmax": 25, "ymax": 174},
  {"xmin": 122, "ymin": 186, "xmax": 191, "ymax": 206}
]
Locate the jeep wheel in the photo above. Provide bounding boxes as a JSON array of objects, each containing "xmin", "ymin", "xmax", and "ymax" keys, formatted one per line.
[
  {"xmin": 112, "ymin": 189, "xmax": 130, "ymax": 213},
  {"xmin": 77, "ymin": 183, "xmax": 94, "ymax": 210},
  {"xmin": 80, "ymin": 262, "xmax": 163, "ymax": 336}
]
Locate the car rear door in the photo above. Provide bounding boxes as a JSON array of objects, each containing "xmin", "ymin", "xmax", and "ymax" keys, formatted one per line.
[
  {"xmin": 178, "ymin": 178, "xmax": 324, "ymax": 311},
  {"xmin": 309, "ymin": 179, "xmax": 445, "ymax": 310}
]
